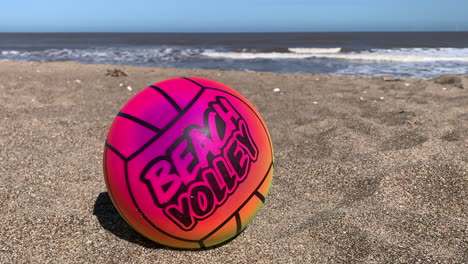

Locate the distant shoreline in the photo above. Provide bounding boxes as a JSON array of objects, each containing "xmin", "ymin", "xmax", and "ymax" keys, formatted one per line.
[{"xmin": 1, "ymin": 59, "xmax": 467, "ymax": 79}]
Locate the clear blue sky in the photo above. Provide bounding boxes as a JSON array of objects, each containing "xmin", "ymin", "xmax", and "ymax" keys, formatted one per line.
[{"xmin": 1, "ymin": 0, "xmax": 467, "ymax": 32}]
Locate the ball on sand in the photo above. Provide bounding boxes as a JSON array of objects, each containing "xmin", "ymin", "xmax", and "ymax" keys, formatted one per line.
[{"xmin": 103, "ymin": 77, "xmax": 274, "ymax": 248}]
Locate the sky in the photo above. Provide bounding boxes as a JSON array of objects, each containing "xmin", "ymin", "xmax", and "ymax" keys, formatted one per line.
[{"xmin": 1, "ymin": 0, "xmax": 467, "ymax": 32}]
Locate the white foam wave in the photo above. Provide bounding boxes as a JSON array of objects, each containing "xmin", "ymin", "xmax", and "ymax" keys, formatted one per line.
[
  {"xmin": 1, "ymin": 50, "xmax": 20, "ymax": 55},
  {"xmin": 202, "ymin": 51, "xmax": 314, "ymax": 59},
  {"xmin": 203, "ymin": 48, "xmax": 468, "ymax": 62},
  {"xmin": 288, "ymin": 47, "xmax": 342, "ymax": 54},
  {"xmin": 203, "ymin": 47, "xmax": 342, "ymax": 59},
  {"xmin": 305, "ymin": 53, "xmax": 468, "ymax": 62},
  {"xmin": 371, "ymin": 47, "xmax": 468, "ymax": 57},
  {"xmin": 0, "ymin": 47, "xmax": 203, "ymax": 64}
]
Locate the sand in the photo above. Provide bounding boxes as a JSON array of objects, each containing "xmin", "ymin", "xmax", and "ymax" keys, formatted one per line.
[{"xmin": 0, "ymin": 61, "xmax": 466, "ymax": 263}]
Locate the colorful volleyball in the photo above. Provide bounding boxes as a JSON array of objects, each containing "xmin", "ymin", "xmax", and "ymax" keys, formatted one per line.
[{"xmin": 103, "ymin": 77, "xmax": 273, "ymax": 248}]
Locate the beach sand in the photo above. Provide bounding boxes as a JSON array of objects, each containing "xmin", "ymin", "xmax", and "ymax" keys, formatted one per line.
[{"xmin": 0, "ymin": 61, "xmax": 466, "ymax": 263}]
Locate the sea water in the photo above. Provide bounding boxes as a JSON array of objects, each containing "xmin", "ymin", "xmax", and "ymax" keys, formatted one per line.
[{"xmin": 1, "ymin": 32, "xmax": 467, "ymax": 78}]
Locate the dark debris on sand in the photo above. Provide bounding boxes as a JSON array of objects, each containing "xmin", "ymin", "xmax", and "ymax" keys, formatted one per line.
[{"xmin": 105, "ymin": 68, "xmax": 128, "ymax": 77}]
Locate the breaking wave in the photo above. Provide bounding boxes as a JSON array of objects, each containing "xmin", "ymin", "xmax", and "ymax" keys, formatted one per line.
[{"xmin": 203, "ymin": 47, "xmax": 468, "ymax": 62}]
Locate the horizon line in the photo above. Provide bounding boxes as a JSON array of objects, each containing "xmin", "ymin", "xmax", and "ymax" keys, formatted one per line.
[{"xmin": 1, "ymin": 30, "xmax": 468, "ymax": 34}]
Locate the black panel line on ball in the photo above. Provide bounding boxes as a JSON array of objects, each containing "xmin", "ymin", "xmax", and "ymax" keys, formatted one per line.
[
  {"xmin": 105, "ymin": 141, "xmax": 126, "ymax": 160},
  {"xmin": 123, "ymin": 161, "xmax": 200, "ymax": 243},
  {"xmin": 102, "ymin": 147, "xmax": 117, "ymax": 208},
  {"xmin": 200, "ymin": 162, "xmax": 273, "ymax": 241},
  {"xmin": 149, "ymin": 85, "xmax": 182, "ymax": 112},
  {"xmin": 103, "ymin": 147, "xmax": 116, "ymax": 207},
  {"xmin": 198, "ymin": 241, "xmax": 206, "ymax": 249},
  {"xmin": 103, "ymin": 147, "xmax": 110, "ymax": 188},
  {"xmin": 203, "ymin": 86, "xmax": 274, "ymax": 162},
  {"xmin": 117, "ymin": 112, "xmax": 161, "ymax": 133},
  {"xmin": 103, "ymin": 146, "xmax": 140, "ymax": 232},
  {"xmin": 235, "ymin": 213, "xmax": 242, "ymax": 234},
  {"xmin": 181, "ymin": 77, "xmax": 206, "ymax": 88},
  {"xmin": 254, "ymin": 191, "xmax": 266, "ymax": 203},
  {"xmin": 126, "ymin": 87, "xmax": 206, "ymax": 162}
]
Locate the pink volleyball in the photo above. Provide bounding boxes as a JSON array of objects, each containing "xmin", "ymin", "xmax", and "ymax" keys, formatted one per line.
[{"xmin": 103, "ymin": 77, "xmax": 273, "ymax": 248}]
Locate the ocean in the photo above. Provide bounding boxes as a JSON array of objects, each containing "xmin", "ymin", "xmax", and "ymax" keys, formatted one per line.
[{"xmin": 1, "ymin": 32, "xmax": 468, "ymax": 78}]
